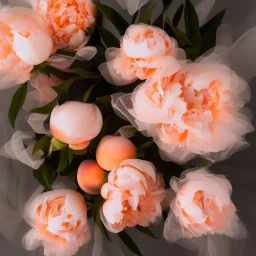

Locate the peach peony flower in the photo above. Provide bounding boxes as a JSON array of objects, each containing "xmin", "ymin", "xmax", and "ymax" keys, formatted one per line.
[
  {"xmin": 100, "ymin": 159, "xmax": 165, "ymax": 233},
  {"xmin": 29, "ymin": 0, "xmax": 96, "ymax": 49},
  {"xmin": 164, "ymin": 168, "xmax": 246, "ymax": 242},
  {"xmin": 0, "ymin": 7, "xmax": 53, "ymax": 89},
  {"xmin": 99, "ymin": 24, "xmax": 184, "ymax": 86},
  {"xmin": 23, "ymin": 189, "xmax": 90, "ymax": 256},
  {"xmin": 96, "ymin": 135, "xmax": 137, "ymax": 171},
  {"xmin": 113, "ymin": 58, "xmax": 254, "ymax": 163},
  {"xmin": 50, "ymin": 101, "xmax": 103, "ymax": 150}
]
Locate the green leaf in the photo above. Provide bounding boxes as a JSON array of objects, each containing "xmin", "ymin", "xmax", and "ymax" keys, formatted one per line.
[
  {"xmin": 8, "ymin": 83, "xmax": 27, "ymax": 128},
  {"xmin": 165, "ymin": 18, "xmax": 192, "ymax": 46},
  {"xmin": 70, "ymin": 68, "xmax": 102, "ymax": 79},
  {"xmin": 31, "ymin": 62, "xmax": 49, "ymax": 73},
  {"xmin": 83, "ymin": 84, "xmax": 95, "ymax": 103},
  {"xmin": 199, "ymin": 161, "xmax": 209, "ymax": 168},
  {"xmin": 57, "ymin": 146, "xmax": 69, "ymax": 173},
  {"xmin": 185, "ymin": 0, "xmax": 201, "ymax": 46},
  {"xmin": 184, "ymin": 45, "xmax": 200, "ymax": 60},
  {"xmin": 34, "ymin": 162, "xmax": 56, "ymax": 191},
  {"xmin": 49, "ymin": 137, "xmax": 67, "ymax": 154},
  {"xmin": 95, "ymin": 95, "xmax": 111, "ymax": 105},
  {"xmin": 200, "ymin": 9, "xmax": 226, "ymax": 39},
  {"xmin": 119, "ymin": 231, "xmax": 142, "ymax": 256},
  {"xmin": 135, "ymin": 226, "xmax": 159, "ymax": 239},
  {"xmin": 96, "ymin": 213, "xmax": 110, "ymax": 242},
  {"xmin": 173, "ymin": 3, "xmax": 184, "ymax": 27},
  {"xmin": 68, "ymin": 148, "xmax": 73, "ymax": 165},
  {"xmin": 32, "ymin": 135, "xmax": 51, "ymax": 156},
  {"xmin": 53, "ymin": 77, "xmax": 76, "ymax": 95},
  {"xmin": 96, "ymin": 25, "xmax": 119, "ymax": 48},
  {"xmin": 163, "ymin": 0, "xmax": 174, "ymax": 12},
  {"xmin": 137, "ymin": 140, "xmax": 154, "ymax": 158},
  {"xmin": 139, "ymin": 3, "xmax": 156, "ymax": 24},
  {"xmin": 31, "ymin": 96, "xmax": 59, "ymax": 114},
  {"xmin": 73, "ymin": 148, "xmax": 88, "ymax": 155},
  {"xmin": 93, "ymin": 2, "xmax": 129, "ymax": 35}
]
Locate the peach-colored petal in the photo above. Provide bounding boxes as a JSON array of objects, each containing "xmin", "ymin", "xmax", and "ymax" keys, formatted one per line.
[
  {"xmin": 23, "ymin": 189, "xmax": 91, "ymax": 256},
  {"xmin": 99, "ymin": 24, "xmax": 184, "ymax": 86},
  {"xmin": 164, "ymin": 168, "xmax": 246, "ymax": 242},
  {"xmin": 31, "ymin": 0, "xmax": 96, "ymax": 49},
  {"xmin": 69, "ymin": 140, "xmax": 90, "ymax": 151},
  {"xmin": 100, "ymin": 159, "xmax": 165, "ymax": 233},
  {"xmin": 0, "ymin": 7, "xmax": 53, "ymax": 89}
]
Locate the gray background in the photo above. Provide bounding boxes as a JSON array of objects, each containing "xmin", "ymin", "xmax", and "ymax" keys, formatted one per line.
[{"xmin": 0, "ymin": 0, "xmax": 256, "ymax": 255}]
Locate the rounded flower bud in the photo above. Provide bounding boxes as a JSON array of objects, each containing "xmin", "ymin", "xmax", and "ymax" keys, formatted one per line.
[
  {"xmin": 96, "ymin": 135, "xmax": 137, "ymax": 171},
  {"xmin": 77, "ymin": 160, "xmax": 107, "ymax": 195},
  {"xmin": 50, "ymin": 101, "xmax": 103, "ymax": 150}
]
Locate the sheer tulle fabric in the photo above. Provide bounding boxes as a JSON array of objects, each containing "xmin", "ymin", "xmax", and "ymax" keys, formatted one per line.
[
  {"xmin": 111, "ymin": 28, "xmax": 255, "ymax": 163},
  {"xmin": 115, "ymin": 0, "xmax": 150, "ymax": 15},
  {"xmin": 0, "ymin": 131, "xmax": 44, "ymax": 169},
  {"xmin": 163, "ymin": 168, "xmax": 247, "ymax": 256}
]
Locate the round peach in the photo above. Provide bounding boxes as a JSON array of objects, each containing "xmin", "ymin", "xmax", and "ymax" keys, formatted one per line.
[
  {"xmin": 77, "ymin": 160, "xmax": 107, "ymax": 195},
  {"xmin": 50, "ymin": 101, "xmax": 103, "ymax": 150},
  {"xmin": 96, "ymin": 135, "xmax": 137, "ymax": 171}
]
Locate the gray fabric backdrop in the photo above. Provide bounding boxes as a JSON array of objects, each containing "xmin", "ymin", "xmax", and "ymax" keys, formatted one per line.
[{"xmin": 0, "ymin": 0, "xmax": 255, "ymax": 255}]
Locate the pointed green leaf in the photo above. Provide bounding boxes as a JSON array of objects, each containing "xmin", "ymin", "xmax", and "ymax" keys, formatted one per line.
[
  {"xmin": 137, "ymin": 140, "xmax": 154, "ymax": 158},
  {"xmin": 165, "ymin": 18, "xmax": 192, "ymax": 46},
  {"xmin": 96, "ymin": 25, "xmax": 120, "ymax": 48},
  {"xmin": 31, "ymin": 96, "xmax": 59, "ymax": 114},
  {"xmin": 70, "ymin": 68, "xmax": 101, "ymax": 79},
  {"xmin": 173, "ymin": 3, "xmax": 184, "ymax": 27},
  {"xmin": 49, "ymin": 137, "xmax": 67, "ymax": 155},
  {"xmin": 199, "ymin": 161, "xmax": 209, "ymax": 168},
  {"xmin": 119, "ymin": 231, "xmax": 142, "ymax": 256},
  {"xmin": 31, "ymin": 62, "xmax": 49, "ymax": 73},
  {"xmin": 34, "ymin": 162, "xmax": 56, "ymax": 191},
  {"xmin": 73, "ymin": 148, "xmax": 88, "ymax": 156},
  {"xmin": 96, "ymin": 213, "xmax": 111, "ymax": 242},
  {"xmin": 139, "ymin": 3, "xmax": 156, "ymax": 24},
  {"xmin": 8, "ymin": 82, "xmax": 27, "ymax": 128},
  {"xmin": 135, "ymin": 226, "xmax": 159, "ymax": 239},
  {"xmin": 200, "ymin": 9, "xmax": 226, "ymax": 39},
  {"xmin": 57, "ymin": 146, "xmax": 69, "ymax": 173},
  {"xmin": 93, "ymin": 2, "xmax": 129, "ymax": 35},
  {"xmin": 184, "ymin": 45, "xmax": 200, "ymax": 61},
  {"xmin": 163, "ymin": 0, "xmax": 174, "ymax": 12},
  {"xmin": 95, "ymin": 95, "xmax": 111, "ymax": 105},
  {"xmin": 185, "ymin": 0, "xmax": 201, "ymax": 46},
  {"xmin": 32, "ymin": 135, "xmax": 51, "ymax": 156},
  {"xmin": 53, "ymin": 77, "xmax": 76, "ymax": 95},
  {"xmin": 68, "ymin": 148, "xmax": 73, "ymax": 165}
]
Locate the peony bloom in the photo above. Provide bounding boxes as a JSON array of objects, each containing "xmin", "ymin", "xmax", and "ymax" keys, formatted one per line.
[
  {"xmin": 30, "ymin": 73, "xmax": 62, "ymax": 106},
  {"xmin": 99, "ymin": 24, "xmax": 184, "ymax": 86},
  {"xmin": 164, "ymin": 168, "xmax": 245, "ymax": 242},
  {"xmin": 23, "ymin": 189, "xmax": 91, "ymax": 256},
  {"xmin": 96, "ymin": 135, "xmax": 137, "ymax": 171},
  {"xmin": 100, "ymin": 159, "xmax": 165, "ymax": 233},
  {"xmin": 0, "ymin": 7, "xmax": 53, "ymax": 89},
  {"xmin": 77, "ymin": 160, "xmax": 107, "ymax": 195},
  {"xmin": 113, "ymin": 58, "xmax": 254, "ymax": 163},
  {"xmin": 50, "ymin": 101, "xmax": 103, "ymax": 150},
  {"xmin": 29, "ymin": 0, "xmax": 96, "ymax": 49}
]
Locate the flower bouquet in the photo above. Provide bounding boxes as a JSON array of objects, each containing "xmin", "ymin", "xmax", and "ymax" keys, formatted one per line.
[{"xmin": 0, "ymin": 0, "xmax": 255, "ymax": 255}]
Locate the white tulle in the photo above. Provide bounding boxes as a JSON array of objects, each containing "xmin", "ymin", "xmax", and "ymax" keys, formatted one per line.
[
  {"xmin": 115, "ymin": 0, "xmax": 150, "ymax": 15},
  {"xmin": 0, "ymin": 131, "xmax": 44, "ymax": 169},
  {"xmin": 115, "ymin": 125, "xmax": 137, "ymax": 139},
  {"xmin": 27, "ymin": 113, "xmax": 50, "ymax": 135},
  {"xmin": 195, "ymin": 0, "xmax": 216, "ymax": 26},
  {"xmin": 47, "ymin": 46, "xmax": 97, "ymax": 70}
]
